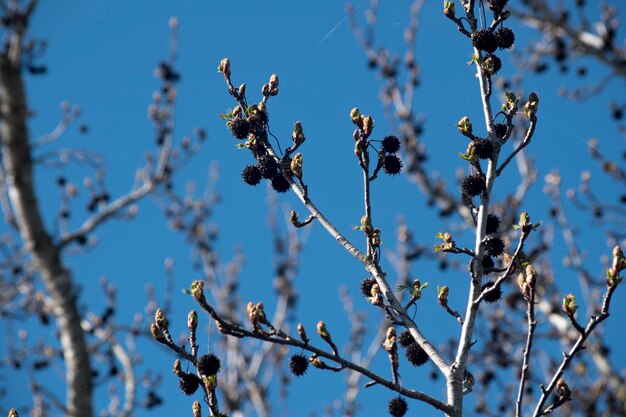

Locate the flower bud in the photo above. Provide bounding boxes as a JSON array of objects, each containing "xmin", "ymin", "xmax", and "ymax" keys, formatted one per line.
[
  {"xmin": 191, "ymin": 280, "xmax": 206, "ymax": 303},
  {"xmin": 150, "ymin": 323, "xmax": 166, "ymax": 343},
  {"xmin": 297, "ymin": 323, "xmax": 309, "ymax": 343},
  {"xmin": 562, "ymin": 293, "xmax": 577, "ymax": 317},
  {"xmin": 457, "ymin": 116, "xmax": 473, "ymax": 135},
  {"xmin": 218, "ymin": 58, "xmax": 231, "ymax": 77},
  {"xmin": 192, "ymin": 401, "xmax": 201, "ymax": 417},
  {"xmin": 187, "ymin": 310, "xmax": 198, "ymax": 332},
  {"xmin": 556, "ymin": 378, "xmax": 571, "ymax": 399},
  {"xmin": 317, "ymin": 321, "xmax": 333, "ymax": 346},
  {"xmin": 154, "ymin": 308, "xmax": 168, "ymax": 331},
  {"xmin": 350, "ymin": 107, "xmax": 361, "ymax": 125},
  {"xmin": 173, "ymin": 359, "xmax": 183, "ymax": 376},
  {"xmin": 262, "ymin": 83, "xmax": 271, "ymax": 97},
  {"xmin": 383, "ymin": 326, "xmax": 397, "ymax": 353},
  {"xmin": 437, "ymin": 285, "xmax": 449, "ymax": 306},
  {"xmin": 238, "ymin": 83, "xmax": 246, "ymax": 97},
  {"xmin": 291, "ymin": 153, "xmax": 303, "ymax": 180}
]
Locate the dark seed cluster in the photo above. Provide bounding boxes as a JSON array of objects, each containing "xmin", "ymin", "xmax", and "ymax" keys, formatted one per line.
[
  {"xmin": 473, "ymin": 138, "xmax": 493, "ymax": 160},
  {"xmin": 382, "ymin": 135, "xmax": 401, "ymax": 154},
  {"xmin": 495, "ymin": 27, "xmax": 515, "ymax": 49},
  {"xmin": 405, "ymin": 343, "xmax": 429, "ymax": 366},
  {"xmin": 289, "ymin": 353, "xmax": 309, "ymax": 377},
  {"xmin": 271, "ymin": 174, "xmax": 290, "ymax": 193},
  {"xmin": 481, "ymin": 280, "xmax": 503, "ymax": 303},
  {"xmin": 485, "ymin": 214, "xmax": 501, "ymax": 235},
  {"xmin": 179, "ymin": 373, "xmax": 201, "ymax": 396},
  {"xmin": 360, "ymin": 277, "xmax": 377, "ymax": 298},
  {"xmin": 484, "ymin": 236, "xmax": 505, "ymax": 257},
  {"xmin": 462, "ymin": 174, "xmax": 486, "ymax": 197},
  {"xmin": 494, "ymin": 123, "xmax": 507, "ymax": 139},
  {"xmin": 228, "ymin": 117, "xmax": 250, "ymax": 139},
  {"xmin": 484, "ymin": 54, "xmax": 502, "ymax": 74},
  {"xmin": 383, "ymin": 154, "xmax": 403, "ymax": 175},
  {"xmin": 258, "ymin": 155, "xmax": 279, "ymax": 179},
  {"xmin": 197, "ymin": 354, "xmax": 221, "ymax": 376},
  {"xmin": 242, "ymin": 165, "xmax": 262, "ymax": 186},
  {"xmin": 398, "ymin": 329, "xmax": 414, "ymax": 348},
  {"xmin": 387, "ymin": 396, "xmax": 408, "ymax": 417},
  {"xmin": 472, "ymin": 29, "xmax": 498, "ymax": 53},
  {"xmin": 380, "ymin": 135, "xmax": 403, "ymax": 176}
]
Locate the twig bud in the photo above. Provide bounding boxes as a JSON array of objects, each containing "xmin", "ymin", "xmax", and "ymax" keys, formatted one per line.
[
  {"xmin": 562, "ymin": 294, "xmax": 577, "ymax": 317},
  {"xmin": 187, "ymin": 310, "xmax": 198, "ymax": 332},
  {"xmin": 173, "ymin": 359, "xmax": 183, "ymax": 377},
  {"xmin": 192, "ymin": 401, "xmax": 201, "ymax": 417},
  {"xmin": 556, "ymin": 378, "xmax": 571, "ymax": 400},
  {"xmin": 457, "ymin": 116, "xmax": 473, "ymax": 135},
  {"xmin": 154, "ymin": 308, "xmax": 168, "ymax": 331},
  {"xmin": 150, "ymin": 323, "xmax": 166, "ymax": 344},
  {"xmin": 297, "ymin": 323, "xmax": 309, "ymax": 344},
  {"xmin": 191, "ymin": 280, "xmax": 206, "ymax": 303},
  {"xmin": 218, "ymin": 58, "xmax": 231, "ymax": 78}
]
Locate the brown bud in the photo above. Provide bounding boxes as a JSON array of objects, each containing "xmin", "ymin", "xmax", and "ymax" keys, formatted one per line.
[
  {"xmin": 150, "ymin": 323, "xmax": 166, "ymax": 343},
  {"xmin": 218, "ymin": 58, "xmax": 231, "ymax": 77},
  {"xmin": 192, "ymin": 401, "xmax": 202, "ymax": 417},
  {"xmin": 187, "ymin": 310, "xmax": 198, "ymax": 332},
  {"xmin": 562, "ymin": 293, "xmax": 577, "ymax": 317},
  {"xmin": 8, "ymin": 409, "xmax": 18, "ymax": 417},
  {"xmin": 297, "ymin": 323, "xmax": 309, "ymax": 343},
  {"xmin": 317, "ymin": 321, "xmax": 331, "ymax": 343},
  {"xmin": 154, "ymin": 308, "xmax": 168, "ymax": 331},
  {"xmin": 173, "ymin": 359, "xmax": 182, "ymax": 376},
  {"xmin": 191, "ymin": 280, "xmax": 206, "ymax": 303},
  {"xmin": 556, "ymin": 378, "xmax": 571, "ymax": 399}
]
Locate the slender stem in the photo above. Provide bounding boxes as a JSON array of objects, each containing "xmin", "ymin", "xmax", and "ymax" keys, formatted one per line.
[
  {"xmin": 531, "ymin": 285, "xmax": 618, "ymax": 417},
  {"xmin": 496, "ymin": 116, "xmax": 537, "ymax": 176},
  {"xmin": 194, "ymin": 295, "xmax": 452, "ymax": 413},
  {"xmin": 515, "ymin": 286, "xmax": 536, "ymax": 417}
]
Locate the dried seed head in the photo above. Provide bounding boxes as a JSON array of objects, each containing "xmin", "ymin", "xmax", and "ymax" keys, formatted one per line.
[
  {"xmin": 387, "ymin": 396, "xmax": 408, "ymax": 417},
  {"xmin": 197, "ymin": 354, "xmax": 221, "ymax": 377},
  {"xmin": 289, "ymin": 353, "xmax": 309, "ymax": 377}
]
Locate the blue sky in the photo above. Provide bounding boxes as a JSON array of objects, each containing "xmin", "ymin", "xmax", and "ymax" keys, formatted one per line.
[{"xmin": 3, "ymin": 1, "xmax": 625, "ymax": 416}]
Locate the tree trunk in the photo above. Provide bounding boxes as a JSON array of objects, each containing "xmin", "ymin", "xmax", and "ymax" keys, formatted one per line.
[{"xmin": 0, "ymin": 53, "xmax": 94, "ymax": 417}]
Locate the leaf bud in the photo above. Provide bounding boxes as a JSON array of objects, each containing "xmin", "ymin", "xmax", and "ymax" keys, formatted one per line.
[
  {"xmin": 562, "ymin": 293, "xmax": 577, "ymax": 317},
  {"xmin": 154, "ymin": 308, "xmax": 168, "ymax": 331},
  {"xmin": 173, "ymin": 359, "xmax": 183, "ymax": 376},
  {"xmin": 192, "ymin": 401, "xmax": 202, "ymax": 417},
  {"xmin": 218, "ymin": 58, "xmax": 230, "ymax": 77},
  {"xmin": 457, "ymin": 116, "xmax": 473, "ymax": 135},
  {"xmin": 191, "ymin": 280, "xmax": 206, "ymax": 303},
  {"xmin": 187, "ymin": 310, "xmax": 198, "ymax": 332},
  {"xmin": 297, "ymin": 323, "xmax": 309, "ymax": 344}
]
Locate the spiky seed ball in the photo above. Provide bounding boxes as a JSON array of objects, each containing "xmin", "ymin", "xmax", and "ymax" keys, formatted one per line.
[
  {"xmin": 382, "ymin": 135, "xmax": 401, "ymax": 154},
  {"xmin": 360, "ymin": 277, "xmax": 377, "ymax": 298},
  {"xmin": 405, "ymin": 343, "xmax": 429, "ymax": 366},
  {"xmin": 383, "ymin": 154, "xmax": 403, "ymax": 175},
  {"xmin": 197, "ymin": 354, "xmax": 221, "ymax": 376},
  {"xmin": 473, "ymin": 139, "xmax": 493, "ymax": 160},
  {"xmin": 495, "ymin": 27, "xmax": 515, "ymax": 49},
  {"xmin": 398, "ymin": 330, "xmax": 415, "ymax": 348},
  {"xmin": 242, "ymin": 165, "xmax": 262, "ymax": 186},
  {"xmin": 494, "ymin": 123, "xmax": 507, "ymax": 139},
  {"xmin": 472, "ymin": 29, "xmax": 498, "ymax": 53},
  {"xmin": 257, "ymin": 155, "xmax": 279, "ymax": 179},
  {"xmin": 179, "ymin": 373, "xmax": 201, "ymax": 396},
  {"xmin": 484, "ymin": 54, "xmax": 502, "ymax": 74},
  {"xmin": 461, "ymin": 174, "xmax": 486, "ymax": 197},
  {"xmin": 387, "ymin": 397, "xmax": 408, "ymax": 417},
  {"xmin": 486, "ymin": 214, "xmax": 501, "ymax": 235},
  {"xmin": 480, "ymin": 280, "xmax": 503, "ymax": 303},
  {"xmin": 484, "ymin": 236, "xmax": 505, "ymax": 257},
  {"xmin": 482, "ymin": 256, "xmax": 495, "ymax": 273},
  {"xmin": 289, "ymin": 353, "xmax": 309, "ymax": 377},
  {"xmin": 228, "ymin": 118, "xmax": 250, "ymax": 139},
  {"xmin": 271, "ymin": 174, "xmax": 290, "ymax": 193}
]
